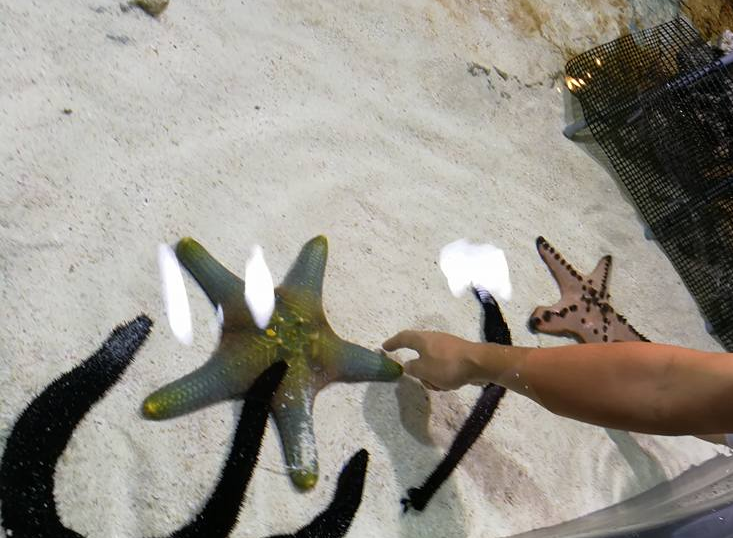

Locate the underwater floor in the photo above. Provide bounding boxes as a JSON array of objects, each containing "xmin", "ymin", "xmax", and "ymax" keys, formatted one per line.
[{"xmin": 0, "ymin": 0, "xmax": 729, "ymax": 536}]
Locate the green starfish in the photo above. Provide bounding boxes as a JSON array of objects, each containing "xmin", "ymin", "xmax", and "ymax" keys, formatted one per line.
[{"xmin": 142, "ymin": 236, "xmax": 402, "ymax": 490}]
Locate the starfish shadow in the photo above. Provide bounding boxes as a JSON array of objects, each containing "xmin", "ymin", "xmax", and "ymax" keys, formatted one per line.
[
  {"xmin": 605, "ymin": 428, "xmax": 668, "ymax": 499},
  {"xmin": 265, "ymin": 449, "xmax": 369, "ymax": 538},
  {"xmin": 392, "ymin": 288, "xmax": 511, "ymax": 516},
  {"xmin": 0, "ymin": 316, "xmax": 154, "ymax": 538}
]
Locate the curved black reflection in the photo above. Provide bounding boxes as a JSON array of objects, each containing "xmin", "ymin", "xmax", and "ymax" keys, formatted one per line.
[
  {"xmin": 0, "ymin": 317, "xmax": 288, "ymax": 538},
  {"xmin": 0, "ymin": 315, "xmax": 154, "ymax": 537},
  {"xmin": 0, "ymin": 316, "xmax": 369, "ymax": 538},
  {"xmin": 401, "ymin": 287, "xmax": 512, "ymax": 512}
]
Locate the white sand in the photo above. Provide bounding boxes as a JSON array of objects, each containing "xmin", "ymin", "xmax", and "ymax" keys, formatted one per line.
[{"xmin": 0, "ymin": 0, "xmax": 727, "ymax": 536}]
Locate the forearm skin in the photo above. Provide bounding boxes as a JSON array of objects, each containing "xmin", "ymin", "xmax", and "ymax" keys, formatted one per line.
[{"xmin": 467, "ymin": 341, "xmax": 733, "ymax": 435}]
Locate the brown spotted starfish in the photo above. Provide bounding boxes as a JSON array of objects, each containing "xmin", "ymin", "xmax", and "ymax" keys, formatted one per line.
[{"xmin": 528, "ymin": 236, "xmax": 649, "ymax": 343}]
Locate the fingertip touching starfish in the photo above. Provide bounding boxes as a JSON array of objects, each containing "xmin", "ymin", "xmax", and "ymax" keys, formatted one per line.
[
  {"xmin": 528, "ymin": 236, "xmax": 649, "ymax": 343},
  {"xmin": 142, "ymin": 235, "xmax": 402, "ymax": 490}
]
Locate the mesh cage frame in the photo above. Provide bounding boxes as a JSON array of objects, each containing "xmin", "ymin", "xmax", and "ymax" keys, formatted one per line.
[{"xmin": 565, "ymin": 18, "xmax": 733, "ymax": 351}]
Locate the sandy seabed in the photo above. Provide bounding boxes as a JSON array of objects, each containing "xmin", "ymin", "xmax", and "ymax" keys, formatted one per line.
[{"xmin": 0, "ymin": 0, "xmax": 728, "ymax": 536}]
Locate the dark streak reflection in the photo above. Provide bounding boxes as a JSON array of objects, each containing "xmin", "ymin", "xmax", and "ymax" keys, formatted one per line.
[
  {"xmin": 401, "ymin": 287, "xmax": 512, "ymax": 512},
  {"xmin": 169, "ymin": 360, "xmax": 287, "ymax": 538},
  {"xmin": 0, "ymin": 315, "xmax": 369, "ymax": 538},
  {"xmin": 0, "ymin": 315, "xmax": 154, "ymax": 538},
  {"xmin": 0, "ymin": 318, "xmax": 290, "ymax": 538}
]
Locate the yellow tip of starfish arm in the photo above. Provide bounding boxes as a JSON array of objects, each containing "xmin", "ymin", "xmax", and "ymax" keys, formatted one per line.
[
  {"xmin": 176, "ymin": 236, "xmax": 198, "ymax": 252},
  {"xmin": 141, "ymin": 398, "xmax": 164, "ymax": 419},
  {"xmin": 175, "ymin": 237, "xmax": 208, "ymax": 265},
  {"xmin": 290, "ymin": 469, "xmax": 318, "ymax": 490}
]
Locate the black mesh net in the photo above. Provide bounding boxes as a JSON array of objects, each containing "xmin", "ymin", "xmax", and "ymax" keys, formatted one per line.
[{"xmin": 565, "ymin": 17, "xmax": 733, "ymax": 351}]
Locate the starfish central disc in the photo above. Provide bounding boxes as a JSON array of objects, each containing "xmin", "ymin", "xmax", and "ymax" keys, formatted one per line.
[{"xmin": 142, "ymin": 235, "xmax": 402, "ymax": 490}]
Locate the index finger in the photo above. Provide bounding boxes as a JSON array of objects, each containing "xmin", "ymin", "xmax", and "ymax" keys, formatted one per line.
[{"xmin": 382, "ymin": 330, "xmax": 422, "ymax": 352}]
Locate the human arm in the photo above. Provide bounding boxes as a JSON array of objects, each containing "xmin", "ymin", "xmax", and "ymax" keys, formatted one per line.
[{"xmin": 382, "ymin": 331, "xmax": 733, "ymax": 436}]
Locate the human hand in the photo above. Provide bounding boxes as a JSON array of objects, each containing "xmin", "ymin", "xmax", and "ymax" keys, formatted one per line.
[{"xmin": 382, "ymin": 331, "xmax": 479, "ymax": 391}]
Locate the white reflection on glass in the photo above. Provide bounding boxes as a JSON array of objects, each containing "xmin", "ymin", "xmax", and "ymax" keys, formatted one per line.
[
  {"xmin": 207, "ymin": 303, "xmax": 225, "ymax": 338},
  {"xmin": 439, "ymin": 239, "xmax": 512, "ymax": 301},
  {"xmin": 158, "ymin": 243, "xmax": 193, "ymax": 345},
  {"xmin": 244, "ymin": 245, "xmax": 275, "ymax": 330}
]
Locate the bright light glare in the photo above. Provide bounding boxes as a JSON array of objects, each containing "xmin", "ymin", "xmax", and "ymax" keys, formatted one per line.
[
  {"xmin": 207, "ymin": 303, "xmax": 225, "ymax": 338},
  {"xmin": 158, "ymin": 243, "xmax": 193, "ymax": 345},
  {"xmin": 439, "ymin": 239, "xmax": 512, "ymax": 301},
  {"xmin": 244, "ymin": 245, "xmax": 275, "ymax": 330}
]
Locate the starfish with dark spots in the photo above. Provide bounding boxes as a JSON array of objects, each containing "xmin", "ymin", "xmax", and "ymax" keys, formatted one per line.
[
  {"xmin": 142, "ymin": 235, "xmax": 402, "ymax": 490},
  {"xmin": 528, "ymin": 236, "xmax": 649, "ymax": 343},
  {"xmin": 402, "ymin": 287, "xmax": 511, "ymax": 513}
]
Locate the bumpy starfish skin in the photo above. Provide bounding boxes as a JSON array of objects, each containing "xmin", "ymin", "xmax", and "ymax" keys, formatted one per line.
[
  {"xmin": 142, "ymin": 235, "xmax": 402, "ymax": 490},
  {"xmin": 528, "ymin": 236, "xmax": 649, "ymax": 343}
]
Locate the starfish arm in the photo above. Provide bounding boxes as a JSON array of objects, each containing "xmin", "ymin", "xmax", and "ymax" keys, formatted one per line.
[
  {"xmin": 170, "ymin": 362, "xmax": 287, "ymax": 538},
  {"xmin": 142, "ymin": 348, "xmax": 248, "ymax": 420},
  {"xmin": 175, "ymin": 237, "xmax": 252, "ymax": 328},
  {"xmin": 272, "ymin": 389, "xmax": 320, "ymax": 490},
  {"xmin": 329, "ymin": 339, "xmax": 403, "ymax": 382},
  {"xmin": 536, "ymin": 236, "xmax": 584, "ymax": 297},
  {"xmin": 608, "ymin": 316, "xmax": 650, "ymax": 342},
  {"xmin": 589, "ymin": 254, "xmax": 612, "ymax": 297},
  {"xmin": 281, "ymin": 235, "xmax": 328, "ymax": 299}
]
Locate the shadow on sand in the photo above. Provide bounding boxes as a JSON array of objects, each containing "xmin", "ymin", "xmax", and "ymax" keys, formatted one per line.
[
  {"xmin": 363, "ymin": 377, "xmax": 553, "ymax": 537},
  {"xmin": 363, "ymin": 378, "xmax": 467, "ymax": 538}
]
